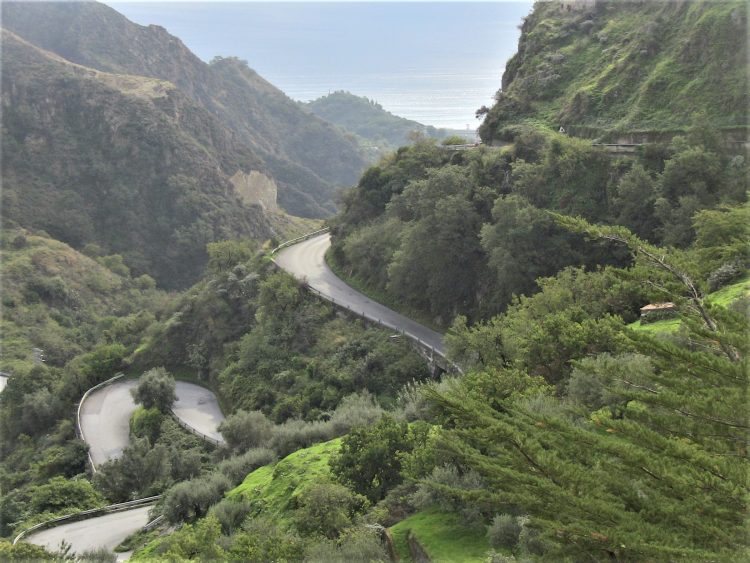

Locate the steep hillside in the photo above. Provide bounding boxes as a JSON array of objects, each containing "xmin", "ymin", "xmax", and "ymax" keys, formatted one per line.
[
  {"xmin": 479, "ymin": 0, "xmax": 748, "ymax": 141},
  {"xmin": 305, "ymin": 91, "xmax": 471, "ymax": 154},
  {"xmin": 1, "ymin": 29, "xmax": 273, "ymax": 288},
  {"xmin": 0, "ymin": 226, "xmax": 166, "ymax": 374},
  {"xmin": 2, "ymin": 0, "xmax": 367, "ymax": 217}
]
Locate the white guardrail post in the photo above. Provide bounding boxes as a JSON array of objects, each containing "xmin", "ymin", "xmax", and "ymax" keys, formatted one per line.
[{"xmin": 13, "ymin": 495, "xmax": 162, "ymax": 545}]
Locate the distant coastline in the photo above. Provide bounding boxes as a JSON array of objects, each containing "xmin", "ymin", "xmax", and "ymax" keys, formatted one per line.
[{"xmin": 108, "ymin": 1, "xmax": 531, "ymax": 130}]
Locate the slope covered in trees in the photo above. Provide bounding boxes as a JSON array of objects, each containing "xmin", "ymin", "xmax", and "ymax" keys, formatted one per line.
[
  {"xmin": 2, "ymin": 0, "xmax": 367, "ymax": 218},
  {"xmin": 3, "ymin": 1, "xmax": 747, "ymax": 560},
  {"xmin": 330, "ymin": 122, "xmax": 746, "ymax": 327},
  {"xmin": 479, "ymin": 0, "xmax": 747, "ymax": 142},
  {"xmin": 1, "ymin": 29, "xmax": 276, "ymax": 288}
]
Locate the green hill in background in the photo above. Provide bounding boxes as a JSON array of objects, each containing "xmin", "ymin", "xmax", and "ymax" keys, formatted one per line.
[{"xmin": 306, "ymin": 91, "xmax": 473, "ymax": 156}]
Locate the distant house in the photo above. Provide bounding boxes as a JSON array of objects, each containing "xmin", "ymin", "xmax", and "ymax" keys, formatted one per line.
[{"xmin": 640, "ymin": 302, "xmax": 677, "ymax": 323}]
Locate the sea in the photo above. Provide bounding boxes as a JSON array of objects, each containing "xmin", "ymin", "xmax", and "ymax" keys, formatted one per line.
[{"xmin": 108, "ymin": 2, "xmax": 533, "ymax": 131}]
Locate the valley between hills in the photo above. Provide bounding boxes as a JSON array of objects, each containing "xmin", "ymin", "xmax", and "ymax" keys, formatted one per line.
[{"xmin": 1, "ymin": 1, "xmax": 748, "ymax": 562}]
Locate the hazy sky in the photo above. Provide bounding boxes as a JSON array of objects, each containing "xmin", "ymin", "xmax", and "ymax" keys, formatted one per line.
[{"xmin": 107, "ymin": 2, "xmax": 533, "ymax": 128}]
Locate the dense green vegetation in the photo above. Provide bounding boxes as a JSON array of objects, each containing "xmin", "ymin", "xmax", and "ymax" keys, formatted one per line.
[
  {"xmin": 2, "ymin": 1, "xmax": 367, "ymax": 219},
  {"xmin": 479, "ymin": 0, "xmax": 748, "ymax": 141},
  {"xmin": 0, "ymin": 228, "xmax": 168, "ymax": 536},
  {"xmin": 1, "ymin": 29, "xmax": 274, "ymax": 288},
  {"xmin": 331, "ymin": 120, "xmax": 746, "ymax": 327},
  {"xmin": 134, "ymin": 245, "xmax": 430, "ymax": 422},
  {"xmin": 306, "ymin": 91, "xmax": 471, "ymax": 157},
  {"xmin": 2, "ymin": 1, "xmax": 747, "ymax": 561}
]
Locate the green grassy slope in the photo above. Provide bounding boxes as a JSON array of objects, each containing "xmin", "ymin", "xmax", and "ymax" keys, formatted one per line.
[
  {"xmin": 227, "ymin": 439, "xmax": 341, "ymax": 523},
  {"xmin": 480, "ymin": 0, "xmax": 747, "ymax": 141},
  {"xmin": 628, "ymin": 275, "xmax": 749, "ymax": 333},
  {"xmin": 0, "ymin": 227, "xmax": 164, "ymax": 373},
  {"xmin": 390, "ymin": 508, "xmax": 492, "ymax": 563}
]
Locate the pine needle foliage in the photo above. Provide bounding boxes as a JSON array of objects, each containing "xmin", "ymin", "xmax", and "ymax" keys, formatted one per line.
[{"xmin": 426, "ymin": 220, "xmax": 748, "ymax": 560}]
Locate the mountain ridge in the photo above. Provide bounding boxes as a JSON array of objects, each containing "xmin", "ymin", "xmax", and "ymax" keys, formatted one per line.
[
  {"xmin": 2, "ymin": 0, "xmax": 367, "ymax": 217},
  {"xmin": 1, "ymin": 28, "xmax": 275, "ymax": 288}
]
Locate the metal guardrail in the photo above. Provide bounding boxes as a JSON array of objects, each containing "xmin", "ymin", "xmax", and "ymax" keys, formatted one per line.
[
  {"xmin": 169, "ymin": 408, "xmax": 224, "ymax": 447},
  {"xmin": 76, "ymin": 372, "xmax": 127, "ymax": 474},
  {"xmin": 269, "ymin": 227, "xmax": 330, "ymax": 256},
  {"xmin": 305, "ymin": 285, "xmax": 445, "ymax": 361},
  {"xmin": 271, "ymin": 229, "xmax": 461, "ymax": 374},
  {"xmin": 13, "ymin": 495, "xmax": 161, "ymax": 545}
]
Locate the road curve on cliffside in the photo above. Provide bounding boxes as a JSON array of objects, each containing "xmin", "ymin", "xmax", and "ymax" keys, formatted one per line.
[
  {"xmin": 26, "ymin": 506, "xmax": 152, "ymax": 562},
  {"xmin": 80, "ymin": 380, "xmax": 226, "ymax": 468},
  {"xmin": 274, "ymin": 233, "xmax": 446, "ymax": 356}
]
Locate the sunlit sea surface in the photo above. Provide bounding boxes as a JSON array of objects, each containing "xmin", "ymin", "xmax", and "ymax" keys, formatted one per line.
[{"xmin": 109, "ymin": 2, "xmax": 532, "ymax": 130}]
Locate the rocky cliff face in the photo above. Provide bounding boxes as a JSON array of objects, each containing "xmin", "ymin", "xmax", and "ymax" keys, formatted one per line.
[
  {"xmin": 230, "ymin": 171, "xmax": 279, "ymax": 213},
  {"xmin": 1, "ymin": 30, "xmax": 274, "ymax": 288},
  {"xmin": 480, "ymin": 0, "xmax": 747, "ymax": 142},
  {"xmin": 2, "ymin": 1, "xmax": 367, "ymax": 217}
]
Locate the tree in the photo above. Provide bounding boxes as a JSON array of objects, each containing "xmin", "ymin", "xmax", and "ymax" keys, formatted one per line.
[
  {"xmin": 206, "ymin": 239, "xmax": 256, "ymax": 274},
  {"xmin": 330, "ymin": 415, "xmax": 416, "ymax": 503},
  {"xmin": 426, "ymin": 220, "xmax": 748, "ymax": 560},
  {"xmin": 130, "ymin": 367, "xmax": 177, "ymax": 413},
  {"xmin": 612, "ymin": 163, "xmax": 659, "ymax": 241},
  {"xmin": 294, "ymin": 482, "xmax": 368, "ymax": 538}
]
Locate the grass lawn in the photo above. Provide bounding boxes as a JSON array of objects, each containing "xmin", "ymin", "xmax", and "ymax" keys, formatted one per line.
[
  {"xmin": 708, "ymin": 275, "xmax": 750, "ymax": 307},
  {"xmin": 390, "ymin": 508, "xmax": 492, "ymax": 563},
  {"xmin": 628, "ymin": 274, "xmax": 749, "ymax": 334}
]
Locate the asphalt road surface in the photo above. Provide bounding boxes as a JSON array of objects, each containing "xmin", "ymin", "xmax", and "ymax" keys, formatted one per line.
[
  {"xmin": 274, "ymin": 233, "xmax": 445, "ymax": 356},
  {"xmin": 80, "ymin": 379, "xmax": 139, "ymax": 467},
  {"xmin": 80, "ymin": 379, "xmax": 225, "ymax": 468},
  {"xmin": 172, "ymin": 381, "xmax": 226, "ymax": 444},
  {"xmin": 25, "ymin": 506, "xmax": 152, "ymax": 561}
]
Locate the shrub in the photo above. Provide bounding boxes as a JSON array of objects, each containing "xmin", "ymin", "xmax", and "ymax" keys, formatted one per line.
[
  {"xmin": 411, "ymin": 464, "xmax": 486, "ymax": 524},
  {"xmin": 304, "ymin": 527, "xmax": 388, "ymax": 562},
  {"xmin": 161, "ymin": 472, "xmax": 232, "ymax": 523},
  {"xmin": 328, "ymin": 392, "xmax": 384, "ymax": 435},
  {"xmin": 219, "ymin": 410, "xmax": 274, "ymax": 452},
  {"xmin": 269, "ymin": 419, "xmax": 333, "ymax": 457},
  {"xmin": 708, "ymin": 261, "xmax": 745, "ymax": 291},
  {"xmin": 488, "ymin": 514, "xmax": 522, "ymax": 549},
  {"xmin": 212, "ymin": 498, "xmax": 252, "ymax": 535},
  {"xmin": 130, "ymin": 406, "xmax": 163, "ymax": 444},
  {"xmin": 216, "ymin": 448, "xmax": 277, "ymax": 483},
  {"xmin": 294, "ymin": 482, "xmax": 369, "ymax": 538}
]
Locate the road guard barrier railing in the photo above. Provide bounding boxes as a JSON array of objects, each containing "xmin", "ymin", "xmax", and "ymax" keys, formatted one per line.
[
  {"xmin": 13, "ymin": 495, "xmax": 161, "ymax": 545},
  {"xmin": 271, "ymin": 230, "xmax": 462, "ymax": 374},
  {"xmin": 169, "ymin": 408, "xmax": 223, "ymax": 447},
  {"xmin": 269, "ymin": 227, "xmax": 330, "ymax": 256}
]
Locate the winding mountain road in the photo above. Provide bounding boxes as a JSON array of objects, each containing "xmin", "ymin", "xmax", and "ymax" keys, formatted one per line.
[
  {"xmin": 24, "ymin": 379, "xmax": 225, "ymax": 557},
  {"xmin": 25, "ymin": 506, "xmax": 152, "ymax": 562},
  {"xmin": 274, "ymin": 232, "xmax": 445, "ymax": 356},
  {"xmin": 24, "ymin": 231, "xmax": 442, "ymax": 559},
  {"xmin": 80, "ymin": 379, "xmax": 226, "ymax": 468}
]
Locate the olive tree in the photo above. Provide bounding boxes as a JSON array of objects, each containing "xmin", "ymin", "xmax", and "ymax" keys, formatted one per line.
[{"xmin": 131, "ymin": 367, "xmax": 177, "ymax": 413}]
